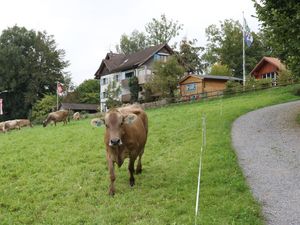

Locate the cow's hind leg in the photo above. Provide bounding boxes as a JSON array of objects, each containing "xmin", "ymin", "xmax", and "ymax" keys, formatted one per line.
[
  {"xmin": 128, "ymin": 158, "xmax": 135, "ymax": 187},
  {"xmin": 136, "ymin": 149, "xmax": 144, "ymax": 174}
]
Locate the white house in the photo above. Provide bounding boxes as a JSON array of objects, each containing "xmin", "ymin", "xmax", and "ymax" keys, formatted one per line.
[{"xmin": 94, "ymin": 43, "xmax": 173, "ymax": 111}]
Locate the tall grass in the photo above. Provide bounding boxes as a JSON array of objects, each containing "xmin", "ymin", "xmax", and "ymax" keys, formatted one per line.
[{"xmin": 0, "ymin": 85, "xmax": 299, "ymax": 225}]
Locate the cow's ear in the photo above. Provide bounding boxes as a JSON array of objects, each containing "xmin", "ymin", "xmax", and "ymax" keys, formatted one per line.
[{"xmin": 124, "ymin": 113, "xmax": 137, "ymax": 124}]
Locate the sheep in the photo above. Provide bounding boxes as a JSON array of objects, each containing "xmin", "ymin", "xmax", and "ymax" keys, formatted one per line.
[
  {"xmin": 43, "ymin": 110, "xmax": 69, "ymax": 127},
  {"xmin": 73, "ymin": 112, "xmax": 80, "ymax": 120}
]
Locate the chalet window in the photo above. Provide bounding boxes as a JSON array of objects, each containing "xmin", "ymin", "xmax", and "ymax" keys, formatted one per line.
[
  {"xmin": 115, "ymin": 74, "xmax": 119, "ymax": 82},
  {"xmin": 186, "ymin": 83, "xmax": 196, "ymax": 92}
]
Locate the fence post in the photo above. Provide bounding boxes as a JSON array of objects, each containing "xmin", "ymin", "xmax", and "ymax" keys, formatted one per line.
[{"xmin": 195, "ymin": 114, "xmax": 206, "ymax": 224}]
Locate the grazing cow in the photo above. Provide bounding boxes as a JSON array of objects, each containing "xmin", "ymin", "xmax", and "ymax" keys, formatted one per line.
[
  {"xmin": 3, "ymin": 120, "xmax": 21, "ymax": 131},
  {"xmin": 100, "ymin": 104, "xmax": 148, "ymax": 196},
  {"xmin": 43, "ymin": 110, "xmax": 69, "ymax": 127},
  {"xmin": 73, "ymin": 112, "xmax": 80, "ymax": 120},
  {"xmin": 17, "ymin": 119, "xmax": 33, "ymax": 128}
]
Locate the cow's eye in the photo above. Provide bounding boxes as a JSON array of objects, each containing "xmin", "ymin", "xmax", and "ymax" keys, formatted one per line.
[{"xmin": 105, "ymin": 124, "xmax": 109, "ymax": 128}]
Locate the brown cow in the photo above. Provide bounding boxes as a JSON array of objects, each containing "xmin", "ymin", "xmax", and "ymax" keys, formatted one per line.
[
  {"xmin": 43, "ymin": 110, "xmax": 69, "ymax": 127},
  {"xmin": 3, "ymin": 120, "xmax": 21, "ymax": 131},
  {"xmin": 16, "ymin": 119, "xmax": 33, "ymax": 128},
  {"xmin": 101, "ymin": 104, "xmax": 148, "ymax": 196}
]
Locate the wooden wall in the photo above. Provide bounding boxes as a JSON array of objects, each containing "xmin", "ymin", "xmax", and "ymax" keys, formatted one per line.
[{"xmin": 253, "ymin": 62, "xmax": 278, "ymax": 79}]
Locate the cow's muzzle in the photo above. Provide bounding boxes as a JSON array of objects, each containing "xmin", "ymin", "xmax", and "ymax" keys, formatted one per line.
[{"xmin": 109, "ymin": 138, "xmax": 122, "ymax": 146}]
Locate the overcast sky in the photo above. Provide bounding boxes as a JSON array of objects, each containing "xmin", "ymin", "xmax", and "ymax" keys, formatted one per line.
[{"xmin": 0, "ymin": 0, "xmax": 260, "ymax": 86}]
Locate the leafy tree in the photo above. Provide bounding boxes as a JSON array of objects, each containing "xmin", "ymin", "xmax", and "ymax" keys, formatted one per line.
[
  {"xmin": 75, "ymin": 79, "xmax": 99, "ymax": 104},
  {"xmin": 63, "ymin": 79, "xmax": 100, "ymax": 104},
  {"xmin": 209, "ymin": 63, "xmax": 232, "ymax": 76},
  {"xmin": 176, "ymin": 38, "xmax": 204, "ymax": 74},
  {"xmin": 254, "ymin": 0, "xmax": 300, "ymax": 76},
  {"xmin": 128, "ymin": 76, "xmax": 139, "ymax": 102},
  {"xmin": 203, "ymin": 19, "xmax": 268, "ymax": 78},
  {"xmin": 116, "ymin": 30, "xmax": 147, "ymax": 54},
  {"xmin": 147, "ymin": 56, "xmax": 184, "ymax": 100},
  {"xmin": 145, "ymin": 14, "xmax": 183, "ymax": 46},
  {"xmin": 106, "ymin": 81, "xmax": 121, "ymax": 109},
  {"xmin": 0, "ymin": 25, "xmax": 69, "ymax": 120}
]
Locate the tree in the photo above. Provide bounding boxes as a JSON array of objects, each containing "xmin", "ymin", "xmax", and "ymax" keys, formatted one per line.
[
  {"xmin": 128, "ymin": 76, "xmax": 139, "ymax": 102},
  {"xmin": 209, "ymin": 63, "xmax": 232, "ymax": 76},
  {"xmin": 203, "ymin": 19, "xmax": 268, "ymax": 78},
  {"xmin": 106, "ymin": 81, "xmax": 121, "ymax": 109},
  {"xmin": 176, "ymin": 38, "xmax": 204, "ymax": 74},
  {"xmin": 116, "ymin": 30, "xmax": 147, "ymax": 55},
  {"xmin": 254, "ymin": 0, "xmax": 300, "ymax": 76},
  {"xmin": 0, "ymin": 25, "xmax": 69, "ymax": 120},
  {"xmin": 147, "ymin": 56, "xmax": 184, "ymax": 100},
  {"xmin": 74, "ymin": 79, "xmax": 99, "ymax": 104},
  {"xmin": 145, "ymin": 14, "xmax": 183, "ymax": 46}
]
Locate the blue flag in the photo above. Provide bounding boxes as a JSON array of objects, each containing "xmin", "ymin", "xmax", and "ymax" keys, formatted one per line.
[{"xmin": 244, "ymin": 18, "xmax": 253, "ymax": 47}]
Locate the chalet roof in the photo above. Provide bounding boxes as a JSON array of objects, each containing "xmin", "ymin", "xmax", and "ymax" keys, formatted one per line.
[
  {"xmin": 94, "ymin": 43, "xmax": 173, "ymax": 78},
  {"xmin": 250, "ymin": 57, "xmax": 285, "ymax": 75},
  {"xmin": 179, "ymin": 74, "xmax": 242, "ymax": 84},
  {"xmin": 60, "ymin": 103, "xmax": 99, "ymax": 111}
]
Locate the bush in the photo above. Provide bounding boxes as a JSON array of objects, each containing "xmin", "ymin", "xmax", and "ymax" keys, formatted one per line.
[
  {"xmin": 31, "ymin": 95, "xmax": 57, "ymax": 124},
  {"xmin": 277, "ymin": 69, "xmax": 296, "ymax": 85},
  {"xmin": 292, "ymin": 84, "xmax": 300, "ymax": 96},
  {"xmin": 224, "ymin": 81, "xmax": 242, "ymax": 95},
  {"xmin": 255, "ymin": 78, "xmax": 273, "ymax": 89}
]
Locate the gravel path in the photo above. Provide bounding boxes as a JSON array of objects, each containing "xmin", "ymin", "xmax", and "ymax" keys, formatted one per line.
[{"xmin": 232, "ymin": 100, "xmax": 300, "ymax": 225}]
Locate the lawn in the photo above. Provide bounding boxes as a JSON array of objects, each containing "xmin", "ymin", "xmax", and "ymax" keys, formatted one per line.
[{"xmin": 0, "ymin": 85, "xmax": 299, "ymax": 225}]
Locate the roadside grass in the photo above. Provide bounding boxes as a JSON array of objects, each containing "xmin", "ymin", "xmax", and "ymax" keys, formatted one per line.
[{"xmin": 0, "ymin": 85, "xmax": 299, "ymax": 225}]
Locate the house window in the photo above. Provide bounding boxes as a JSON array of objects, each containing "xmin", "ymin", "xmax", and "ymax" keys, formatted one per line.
[
  {"xmin": 125, "ymin": 72, "xmax": 134, "ymax": 79},
  {"xmin": 102, "ymin": 78, "xmax": 108, "ymax": 85},
  {"xmin": 115, "ymin": 74, "xmax": 119, "ymax": 82},
  {"xmin": 101, "ymin": 92, "xmax": 107, "ymax": 98},
  {"xmin": 154, "ymin": 54, "xmax": 168, "ymax": 62},
  {"xmin": 186, "ymin": 83, "xmax": 196, "ymax": 92}
]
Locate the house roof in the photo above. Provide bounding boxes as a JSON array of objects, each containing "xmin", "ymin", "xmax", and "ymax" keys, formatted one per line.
[
  {"xmin": 250, "ymin": 57, "xmax": 285, "ymax": 75},
  {"xmin": 94, "ymin": 43, "xmax": 173, "ymax": 79},
  {"xmin": 179, "ymin": 74, "xmax": 242, "ymax": 84},
  {"xmin": 60, "ymin": 103, "xmax": 99, "ymax": 111}
]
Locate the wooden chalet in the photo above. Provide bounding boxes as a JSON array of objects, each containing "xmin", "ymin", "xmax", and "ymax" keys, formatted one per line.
[
  {"xmin": 179, "ymin": 74, "xmax": 242, "ymax": 100},
  {"xmin": 250, "ymin": 57, "xmax": 285, "ymax": 80}
]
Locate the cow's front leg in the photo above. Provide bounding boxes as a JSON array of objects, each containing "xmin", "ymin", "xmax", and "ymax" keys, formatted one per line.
[
  {"xmin": 106, "ymin": 152, "xmax": 116, "ymax": 196},
  {"xmin": 128, "ymin": 158, "xmax": 135, "ymax": 187}
]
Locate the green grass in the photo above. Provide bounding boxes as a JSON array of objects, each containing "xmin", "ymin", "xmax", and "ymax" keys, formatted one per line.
[{"xmin": 0, "ymin": 85, "xmax": 299, "ymax": 225}]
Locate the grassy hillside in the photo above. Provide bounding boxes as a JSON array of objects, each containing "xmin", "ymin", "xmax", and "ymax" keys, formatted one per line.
[{"xmin": 0, "ymin": 85, "xmax": 299, "ymax": 225}]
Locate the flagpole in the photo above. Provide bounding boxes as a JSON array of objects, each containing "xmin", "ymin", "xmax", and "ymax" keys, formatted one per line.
[
  {"xmin": 56, "ymin": 81, "xmax": 59, "ymax": 111},
  {"xmin": 242, "ymin": 11, "xmax": 246, "ymax": 87}
]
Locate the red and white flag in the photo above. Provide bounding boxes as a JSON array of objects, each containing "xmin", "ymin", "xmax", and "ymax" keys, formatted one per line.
[
  {"xmin": 57, "ymin": 82, "xmax": 64, "ymax": 96},
  {"xmin": 0, "ymin": 98, "xmax": 3, "ymax": 115}
]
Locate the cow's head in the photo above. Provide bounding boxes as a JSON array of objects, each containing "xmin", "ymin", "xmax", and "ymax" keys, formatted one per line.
[
  {"xmin": 104, "ymin": 109, "xmax": 137, "ymax": 147},
  {"xmin": 42, "ymin": 120, "xmax": 47, "ymax": 127}
]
